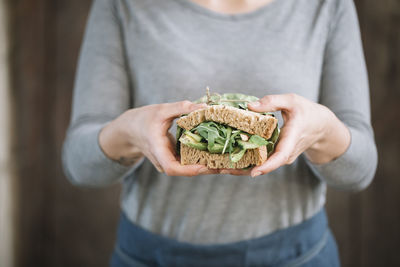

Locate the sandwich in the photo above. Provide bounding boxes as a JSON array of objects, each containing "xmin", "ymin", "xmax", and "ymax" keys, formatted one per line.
[{"xmin": 176, "ymin": 92, "xmax": 279, "ymax": 169}]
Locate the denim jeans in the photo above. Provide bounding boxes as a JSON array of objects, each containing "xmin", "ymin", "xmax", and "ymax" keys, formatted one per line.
[{"xmin": 110, "ymin": 208, "xmax": 340, "ymax": 267}]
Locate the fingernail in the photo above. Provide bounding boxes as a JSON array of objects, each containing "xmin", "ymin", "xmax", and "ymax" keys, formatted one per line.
[
  {"xmin": 220, "ymin": 170, "xmax": 230, "ymax": 174},
  {"xmin": 251, "ymin": 171, "xmax": 262, "ymax": 178},
  {"xmin": 198, "ymin": 167, "xmax": 209, "ymax": 174},
  {"xmin": 249, "ymin": 101, "xmax": 260, "ymax": 107}
]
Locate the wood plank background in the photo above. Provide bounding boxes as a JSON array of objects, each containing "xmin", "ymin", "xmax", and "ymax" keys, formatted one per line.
[{"xmin": 7, "ymin": 0, "xmax": 400, "ymax": 266}]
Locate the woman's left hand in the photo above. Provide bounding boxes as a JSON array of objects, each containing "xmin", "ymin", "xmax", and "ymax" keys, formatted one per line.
[{"xmin": 221, "ymin": 94, "xmax": 351, "ymax": 177}]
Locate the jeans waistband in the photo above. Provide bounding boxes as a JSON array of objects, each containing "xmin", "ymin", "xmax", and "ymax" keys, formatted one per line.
[{"xmin": 114, "ymin": 209, "xmax": 328, "ymax": 267}]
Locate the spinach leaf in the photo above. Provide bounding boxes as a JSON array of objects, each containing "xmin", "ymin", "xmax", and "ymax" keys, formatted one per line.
[
  {"xmin": 194, "ymin": 122, "xmax": 222, "ymax": 150},
  {"xmin": 230, "ymin": 147, "xmax": 247, "ymax": 163},
  {"xmin": 267, "ymin": 142, "xmax": 275, "ymax": 157},
  {"xmin": 249, "ymin": 135, "xmax": 269, "ymax": 146},
  {"xmin": 222, "ymin": 127, "xmax": 232, "ymax": 154},
  {"xmin": 269, "ymin": 126, "xmax": 280, "ymax": 144},
  {"xmin": 265, "ymin": 126, "xmax": 280, "ymax": 156},
  {"xmin": 189, "ymin": 122, "xmax": 274, "ymax": 163}
]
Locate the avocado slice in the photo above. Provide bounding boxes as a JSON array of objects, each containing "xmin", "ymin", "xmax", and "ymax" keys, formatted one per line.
[{"xmin": 179, "ymin": 135, "xmax": 207, "ymax": 151}]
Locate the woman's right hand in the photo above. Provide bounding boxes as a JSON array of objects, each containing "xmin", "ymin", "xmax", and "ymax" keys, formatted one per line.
[{"xmin": 99, "ymin": 101, "xmax": 216, "ymax": 176}]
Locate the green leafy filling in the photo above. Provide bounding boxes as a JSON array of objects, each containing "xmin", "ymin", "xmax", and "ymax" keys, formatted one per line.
[{"xmin": 177, "ymin": 122, "xmax": 280, "ymax": 164}]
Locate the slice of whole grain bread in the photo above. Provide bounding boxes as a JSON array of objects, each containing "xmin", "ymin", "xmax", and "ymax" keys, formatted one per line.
[
  {"xmin": 180, "ymin": 143, "xmax": 267, "ymax": 169},
  {"xmin": 176, "ymin": 105, "xmax": 278, "ymax": 139}
]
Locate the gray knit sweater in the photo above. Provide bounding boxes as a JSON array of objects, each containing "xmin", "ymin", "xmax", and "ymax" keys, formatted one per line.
[{"xmin": 62, "ymin": 0, "xmax": 377, "ymax": 244}]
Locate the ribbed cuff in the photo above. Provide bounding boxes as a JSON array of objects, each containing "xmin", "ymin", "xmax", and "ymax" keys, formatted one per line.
[
  {"xmin": 305, "ymin": 126, "xmax": 373, "ymax": 191},
  {"xmin": 63, "ymin": 122, "xmax": 144, "ymax": 186}
]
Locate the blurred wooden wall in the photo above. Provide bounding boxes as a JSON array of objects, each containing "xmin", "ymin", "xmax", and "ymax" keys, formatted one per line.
[
  {"xmin": 8, "ymin": 1, "xmax": 121, "ymax": 267},
  {"xmin": 8, "ymin": 0, "xmax": 400, "ymax": 266}
]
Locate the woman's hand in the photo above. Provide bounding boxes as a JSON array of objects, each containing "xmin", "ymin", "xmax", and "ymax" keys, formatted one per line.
[
  {"xmin": 99, "ymin": 101, "xmax": 217, "ymax": 176},
  {"xmin": 223, "ymin": 94, "xmax": 351, "ymax": 177},
  {"xmin": 249, "ymin": 94, "xmax": 351, "ymax": 177}
]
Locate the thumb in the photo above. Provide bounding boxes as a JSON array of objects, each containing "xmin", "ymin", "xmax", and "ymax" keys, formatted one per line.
[
  {"xmin": 164, "ymin": 101, "xmax": 207, "ymax": 118},
  {"xmin": 248, "ymin": 94, "xmax": 295, "ymax": 113}
]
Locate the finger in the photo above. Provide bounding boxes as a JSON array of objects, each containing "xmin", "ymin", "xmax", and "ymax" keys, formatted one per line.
[
  {"xmin": 219, "ymin": 169, "xmax": 252, "ymax": 176},
  {"xmin": 197, "ymin": 169, "xmax": 220, "ymax": 175},
  {"xmin": 163, "ymin": 159, "xmax": 212, "ymax": 177},
  {"xmin": 164, "ymin": 133, "xmax": 217, "ymax": 176},
  {"xmin": 250, "ymin": 126, "xmax": 297, "ymax": 177},
  {"xmin": 153, "ymin": 163, "xmax": 164, "ymax": 173},
  {"xmin": 248, "ymin": 94, "xmax": 298, "ymax": 113},
  {"xmin": 144, "ymin": 151, "xmax": 164, "ymax": 173},
  {"xmin": 164, "ymin": 133, "xmax": 215, "ymax": 175},
  {"xmin": 162, "ymin": 101, "xmax": 207, "ymax": 119},
  {"xmin": 154, "ymin": 135, "xmax": 211, "ymax": 176},
  {"xmin": 159, "ymin": 102, "xmax": 208, "ymax": 132}
]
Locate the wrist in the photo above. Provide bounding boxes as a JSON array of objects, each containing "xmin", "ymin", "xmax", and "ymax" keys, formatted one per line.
[
  {"xmin": 305, "ymin": 106, "xmax": 350, "ymax": 164},
  {"xmin": 311, "ymin": 105, "xmax": 332, "ymax": 148},
  {"xmin": 99, "ymin": 114, "xmax": 144, "ymax": 166}
]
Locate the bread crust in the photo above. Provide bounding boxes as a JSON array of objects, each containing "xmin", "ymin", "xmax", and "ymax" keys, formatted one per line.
[
  {"xmin": 180, "ymin": 143, "xmax": 267, "ymax": 169},
  {"xmin": 177, "ymin": 105, "xmax": 278, "ymax": 140}
]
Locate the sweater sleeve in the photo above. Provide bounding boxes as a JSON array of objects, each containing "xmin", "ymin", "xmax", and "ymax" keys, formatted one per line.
[
  {"xmin": 62, "ymin": 0, "xmax": 139, "ymax": 187},
  {"xmin": 305, "ymin": 0, "xmax": 378, "ymax": 191}
]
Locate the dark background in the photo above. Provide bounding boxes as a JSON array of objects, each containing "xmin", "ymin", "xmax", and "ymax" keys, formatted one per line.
[{"xmin": 7, "ymin": 0, "xmax": 400, "ymax": 266}]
